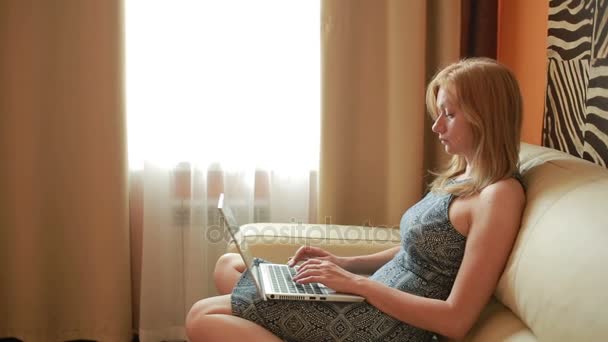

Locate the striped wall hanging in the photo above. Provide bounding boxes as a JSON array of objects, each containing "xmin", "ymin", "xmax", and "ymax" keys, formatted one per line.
[{"xmin": 544, "ymin": 0, "xmax": 608, "ymax": 167}]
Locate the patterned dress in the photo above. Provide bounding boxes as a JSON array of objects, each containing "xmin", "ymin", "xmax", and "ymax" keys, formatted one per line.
[{"xmin": 231, "ymin": 185, "xmax": 469, "ymax": 342}]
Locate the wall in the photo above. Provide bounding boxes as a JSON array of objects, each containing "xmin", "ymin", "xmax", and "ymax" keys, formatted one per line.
[{"xmin": 497, "ymin": 0, "xmax": 549, "ymax": 145}]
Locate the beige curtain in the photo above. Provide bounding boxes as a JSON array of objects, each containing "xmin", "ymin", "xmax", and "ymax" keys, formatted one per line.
[
  {"xmin": 319, "ymin": 0, "xmax": 461, "ymax": 227},
  {"xmin": 0, "ymin": 1, "xmax": 132, "ymax": 341}
]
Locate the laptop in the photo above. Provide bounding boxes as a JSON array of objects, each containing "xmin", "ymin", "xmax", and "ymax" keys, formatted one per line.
[{"xmin": 217, "ymin": 193, "xmax": 365, "ymax": 302}]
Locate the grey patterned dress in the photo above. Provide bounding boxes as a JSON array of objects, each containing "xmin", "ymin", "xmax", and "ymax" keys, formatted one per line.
[{"xmin": 231, "ymin": 185, "xmax": 468, "ymax": 342}]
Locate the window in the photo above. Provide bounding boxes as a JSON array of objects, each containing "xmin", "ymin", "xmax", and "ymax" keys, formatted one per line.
[{"xmin": 125, "ymin": 0, "xmax": 321, "ymax": 173}]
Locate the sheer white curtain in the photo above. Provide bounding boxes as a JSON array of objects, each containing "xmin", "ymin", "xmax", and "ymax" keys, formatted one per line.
[{"xmin": 125, "ymin": 1, "xmax": 320, "ymax": 341}]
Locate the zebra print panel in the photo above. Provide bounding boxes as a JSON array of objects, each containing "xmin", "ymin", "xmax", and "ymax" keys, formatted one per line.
[
  {"xmin": 547, "ymin": 0, "xmax": 593, "ymax": 60},
  {"xmin": 544, "ymin": 0, "xmax": 608, "ymax": 167},
  {"xmin": 544, "ymin": 59, "xmax": 589, "ymax": 157},
  {"xmin": 592, "ymin": 0, "xmax": 608, "ymax": 58},
  {"xmin": 583, "ymin": 59, "xmax": 608, "ymax": 165}
]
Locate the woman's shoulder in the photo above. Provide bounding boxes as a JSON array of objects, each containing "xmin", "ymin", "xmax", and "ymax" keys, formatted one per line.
[
  {"xmin": 465, "ymin": 176, "xmax": 525, "ymax": 236},
  {"xmin": 477, "ymin": 176, "xmax": 526, "ymax": 209}
]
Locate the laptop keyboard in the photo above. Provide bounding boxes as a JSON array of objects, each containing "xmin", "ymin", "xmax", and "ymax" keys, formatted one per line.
[{"xmin": 268, "ymin": 264, "xmax": 326, "ymax": 295}]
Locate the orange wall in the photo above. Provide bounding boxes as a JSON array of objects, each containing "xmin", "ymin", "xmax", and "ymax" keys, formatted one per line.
[{"xmin": 497, "ymin": 0, "xmax": 549, "ymax": 145}]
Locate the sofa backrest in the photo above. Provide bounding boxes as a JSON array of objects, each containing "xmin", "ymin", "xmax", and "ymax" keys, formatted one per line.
[{"xmin": 495, "ymin": 143, "xmax": 608, "ymax": 340}]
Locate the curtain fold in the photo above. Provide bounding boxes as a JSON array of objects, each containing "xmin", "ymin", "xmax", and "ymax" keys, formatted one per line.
[
  {"xmin": 461, "ymin": 0, "xmax": 499, "ymax": 58},
  {"xmin": 319, "ymin": 0, "xmax": 463, "ymax": 227},
  {"xmin": 0, "ymin": 1, "xmax": 132, "ymax": 341}
]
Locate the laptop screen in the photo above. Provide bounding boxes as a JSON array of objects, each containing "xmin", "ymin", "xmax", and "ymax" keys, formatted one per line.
[{"xmin": 217, "ymin": 193, "xmax": 256, "ymax": 271}]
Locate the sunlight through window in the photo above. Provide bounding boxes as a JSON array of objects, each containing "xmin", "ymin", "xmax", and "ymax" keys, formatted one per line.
[{"xmin": 125, "ymin": 0, "xmax": 320, "ymax": 173}]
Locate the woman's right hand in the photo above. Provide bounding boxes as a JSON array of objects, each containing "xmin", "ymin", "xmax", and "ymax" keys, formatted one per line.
[{"xmin": 287, "ymin": 245, "xmax": 348, "ymax": 270}]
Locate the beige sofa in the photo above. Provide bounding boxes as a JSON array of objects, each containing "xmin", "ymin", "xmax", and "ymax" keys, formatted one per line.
[{"xmin": 228, "ymin": 143, "xmax": 608, "ymax": 341}]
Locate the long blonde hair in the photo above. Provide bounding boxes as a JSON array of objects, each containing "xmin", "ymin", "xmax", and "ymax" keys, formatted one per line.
[{"xmin": 426, "ymin": 58, "xmax": 523, "ymax": 197}]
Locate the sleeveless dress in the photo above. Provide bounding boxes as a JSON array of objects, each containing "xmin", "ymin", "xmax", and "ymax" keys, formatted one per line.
[{"xmin": 231, "ymin": 182, "xmax": 469, "ymax": 342}]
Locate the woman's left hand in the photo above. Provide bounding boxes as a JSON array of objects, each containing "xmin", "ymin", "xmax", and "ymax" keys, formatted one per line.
[{"xmin": 292, "ymin": 258, "xmax": 365, "ymax": 294}]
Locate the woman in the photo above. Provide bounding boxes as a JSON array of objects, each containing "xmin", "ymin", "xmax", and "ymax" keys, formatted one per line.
[{"xmin": 186, "ymin": 58, "xmax": 526, "ymax": 341}]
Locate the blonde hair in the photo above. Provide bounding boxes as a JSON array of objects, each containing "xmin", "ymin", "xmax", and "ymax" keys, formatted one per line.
[{"xmin": 426, "ymin": 57, "xmax": 523, "ymax": 197}]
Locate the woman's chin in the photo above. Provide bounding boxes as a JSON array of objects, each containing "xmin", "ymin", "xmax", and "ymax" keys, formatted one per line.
[{"xmin": 442, "ymin": 145, "xmax": 454, "ymax": 155}]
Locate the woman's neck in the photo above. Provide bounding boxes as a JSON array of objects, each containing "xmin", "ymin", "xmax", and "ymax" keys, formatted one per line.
[{"xmin": 456, "ymin": 164, "xmax": 473, "ymax": 181}]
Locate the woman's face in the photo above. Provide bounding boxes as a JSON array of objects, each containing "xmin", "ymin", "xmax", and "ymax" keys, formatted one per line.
[{"xmin": 432, "ymin": 86, "xmax": 475, "ymax": 159}]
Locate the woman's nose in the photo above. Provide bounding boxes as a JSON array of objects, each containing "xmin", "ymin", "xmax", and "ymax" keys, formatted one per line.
[{"xmin": 432, "ymin": 115, "xmax": 444, "ymax": 134}]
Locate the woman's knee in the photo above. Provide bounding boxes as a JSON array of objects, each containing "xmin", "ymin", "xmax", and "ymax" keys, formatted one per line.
[
  {"xmin": 214, "ymin": 253, "xmax": 242, "ymax": 277},
  {"xmin": 185, "ymin": 306, "xmax": 213, "ymax": 342},
  {"xmin": 215, "ymin": 253, "xmax": 244, "ymax": 271},
  {"xmin": 186, "ymin": 299, "xmax": 205, "ymax": 329},
  {"xmin": 186, "ymin": 296, "xmax": 230, "ymax": 327}
]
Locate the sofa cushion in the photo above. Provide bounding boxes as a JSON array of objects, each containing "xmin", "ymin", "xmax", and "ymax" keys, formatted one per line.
[{"xmin": 494, "ymin": 143, "xmax": 608, "ymax": 341}]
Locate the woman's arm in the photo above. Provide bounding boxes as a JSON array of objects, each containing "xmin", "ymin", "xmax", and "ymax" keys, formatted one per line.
[
  {"xmin": 288, "ymin": 245, "xmax": 400, "ymax": 274},
  {"xmin": 295, "ymin": 178, "xmax": 525, "ymax": 339},
  {"xmin": 341, "ymin": 246, "xmax": 400, "ymax": 274}
]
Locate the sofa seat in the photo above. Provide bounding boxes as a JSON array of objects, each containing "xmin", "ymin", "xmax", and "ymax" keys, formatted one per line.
[{"xmin": 228, "ymin": 143, "xmax": 608, "ymax": 341}]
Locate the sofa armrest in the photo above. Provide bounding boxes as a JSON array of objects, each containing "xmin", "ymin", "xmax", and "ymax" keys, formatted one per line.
[{"xmin": 226, "ymin": 223, "xmax": 401, "ymax": 263}]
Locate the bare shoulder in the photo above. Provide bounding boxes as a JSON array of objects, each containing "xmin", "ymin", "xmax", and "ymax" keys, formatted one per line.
[
  {"xmin": 471, "ymin": 177, "xmax": 525, "ymax": 232},
  {"xmin": 478, "ymin": 177, "xmax": 525, "ymax": 208}
]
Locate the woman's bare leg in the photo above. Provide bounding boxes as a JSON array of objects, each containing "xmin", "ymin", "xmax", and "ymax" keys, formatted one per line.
[
  {"xmin": 214, "ymin": 253, "xmax": 246, "ymax": 294},
  {"xmin": 186, "ymin": 295, "xmax": 283, "ymax": 342}
]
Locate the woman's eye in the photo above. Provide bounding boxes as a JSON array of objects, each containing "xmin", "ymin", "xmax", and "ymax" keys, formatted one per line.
[{"xmin": 446, "ymin": 113, "xmax": 454, "ymax": 119}]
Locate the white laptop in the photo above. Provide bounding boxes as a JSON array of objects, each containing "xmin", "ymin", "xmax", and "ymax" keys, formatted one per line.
[{"xmin": 218, "ymin": 193, "xmax": 365, "ymax": 302}]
